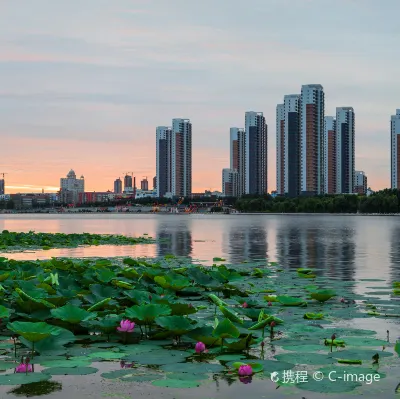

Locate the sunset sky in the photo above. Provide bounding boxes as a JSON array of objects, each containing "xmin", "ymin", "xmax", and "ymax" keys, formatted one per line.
[{"xmin": 0, "ymin": 0, "xmax": 398, "ymax": 194}]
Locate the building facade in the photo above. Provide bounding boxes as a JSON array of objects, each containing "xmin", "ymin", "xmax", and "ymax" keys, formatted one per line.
[
  {"xmin": 391, "ymin": 110, "xmax": 400, "ymax": 189},
  {"xmin": 276, "ymin": 94, "xmax": 300, "ymax": 197},
  {"xmin": 171, "ymin": 118, "xmax": 192, "ymax": 197},
  {"xmin": 336, "ymin": 107, "xmax": 355, "ymax": 194},
  {"xmin": 0, "ymin": 179, "xmax": 4, "ymax": 195},
  {"xmin": 141, "ymin": 178, "xmax": 149, "ymax": 191},
  {"xmin": 124, "ymin": 174, "xmax": 132, "ymax": 190},
  {"xmin": 60, "ymin": 170, "xmax": 84, "ymax": 204},
  {"xmin": 300, "ymin": 84, "xmax": 325, "ymax": 195},
  {"xmin": 156, "ymin": 126, "xmax": 172, "ymax": 197},
  {"xmin": 324, "ymin": 116, "xmax": 337, "ymax": 194},
  {"xmin": 229, "ymin": 127, "xmax": 245, "ymax": 195},
  {"xmin": 245, "ymin": 111, "xmax": 268, "ymax": 195},
  {"xmin": 222, "ymin": 168, "xmax": 239, "ymax": 197},
  {"xmin": 354, "ymin": 171, "xmax": 367, "ymax": 195},
  {"xmin": 114, "ymin": 178, "xmax": 122, "ymax": 194}
]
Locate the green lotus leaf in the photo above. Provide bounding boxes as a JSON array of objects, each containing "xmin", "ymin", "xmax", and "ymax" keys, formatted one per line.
[
  {"xmin": 7, "ymin": 321, "xmax": 62, "ymax": 343},
  {"xmin": 304, "ymin": 313, "xmax": 324, "ymax": 320},
  {"xmin": 264, "ymin": 295, "xmax": 278, "ymax": 302},
  {"xmin": 169, "ymin": 303, "xmax": 197, "ymax": 316},
  {"xmin": 330, "ymin": 350, "xmax": 392, "ymax": 360},
  {"xmin": 224, "ymin": 334, "xmax": 256, "ymax": 350},
  {"xmin": 219, "ymin": 306, "xmax": 243, "ymax": 324},
  {"xmin": 0, "ymin": 305, "xmax": 10, "ymax": 319},
  {"xmin": 125, "ymin": 304, "xmax": 171, "ymax": 324},
  {"xmin": 248, "ymin": 315, "xmax": 284, "ymax": 330},
  {"xmin": 87, "ymin": 297, "xmax": 111, "ymax": 312},
  {"xmin": 324, "ymin": 339, "xmax": 345, "ymax": 347},
  {"xmin": 310, "ymin": 290, "xmax": 336, "ymax": 303},
  {"xmin": 208, "ymin": 294, "xmax": 227, "ymax": 306},
  {"xmin": 44, "ymin": 366, "xmax": 98, "ymax": 375},
  {"xmin": 395, "ymin": 340, "xmax": 400, "ymax": 356},
  {"xmin": 51, "ymin": 304, "xmax": 97, "ymax": 324},
  {"xmin": 0, "ymin": 373, "xmax": 51, "ymax": 385},
  {"xmin": 40, "ymin": 357, "xmax": 92, "ymax": 368},
  {"xmin": 90, "ymin": 314, "xmax": 120, "ymax": 334},
  {"xmin": 212, "ymin": 318, "xmax": 240, "ymax": 339},
  {"xmin": 154, "ymin": 275, "xmax": 190, "ymax": 291},
  {"xmin": 15, "ymin": 288, "xmax": 56, "ymax": 309},
  {"xmin": 155, "ymin": 316, "xmax": 195, "ymax": 336},
  {"xmin": 275, "ymin": 352, "xmax": 335, "ymax": 365},
  {"xmin": 232, "ymin": 361, "xmax": 263, "ymax": 373},
  {"xmin": 186, "ymin": 326, "xmax": 221, "ymax": 346},
  {"xmin": 277, "ymin": 296, "xmax": 307, "ymax": 306}
]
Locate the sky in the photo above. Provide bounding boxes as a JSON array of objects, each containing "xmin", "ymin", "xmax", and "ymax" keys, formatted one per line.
[{"xmin": 0, "ymin": 0, "xmax": 399, "ymax": 193}]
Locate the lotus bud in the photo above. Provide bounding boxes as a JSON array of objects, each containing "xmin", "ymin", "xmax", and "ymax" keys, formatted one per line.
[
  {"xmin": 261, "ymin": 341, "xmax": 265, "ymax": 349},
  {"xmin": 242, "ymin": 302, "xmax": 248, "ymax": 308},
  {"xmin": 195, "ymin": 341, "xmax": 206, "ymax": 353},
  {"xmin": 267, "ymin": 301, "xmax": 272, "ymax": 306},
  {"xmin": 340, "ymin": 298, "xmax": 345, "ymax": 303},
  {"xmin": 238, "ymin": 364, "xmax": 253, "ymax": 376}
]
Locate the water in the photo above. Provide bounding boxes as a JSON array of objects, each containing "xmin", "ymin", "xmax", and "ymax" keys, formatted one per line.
[
  {"xmin": 0, "ymin": 214, "xmax": 400, "ymax": 398},
  {"xmin": 1, "ymin": 213, "xmax": 399, "ymax": 283}
]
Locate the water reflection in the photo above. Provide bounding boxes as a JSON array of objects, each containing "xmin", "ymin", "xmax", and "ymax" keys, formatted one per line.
[
  {"xmin": 228, "ymin": 223, "xmax": 267, "ymax": 263},
  {"xmin": 156, "ymin": 222, "xmax": 193, "ymax": 258},
  {"xmin": 275, "ymin": 222, "xmax": 356, "ymax": 279},
  {"xmin": 8, "ymin": 381, "xmax": 62, "ymax": 397},
  {"xmin": 390, "ymin": 226, "xmax": 400, "ymax": 284}
]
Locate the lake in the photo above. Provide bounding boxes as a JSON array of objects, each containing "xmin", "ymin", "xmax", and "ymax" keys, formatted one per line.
[{"xmin": 0, "ymin": 213, "xmax": 399, "ymax": 398}]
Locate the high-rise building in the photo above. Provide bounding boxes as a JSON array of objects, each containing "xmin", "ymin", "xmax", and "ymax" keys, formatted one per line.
[
  {"xmin": 60, "ymin": 169, "xmax": 84, "ymax": 204},
  {"xmin": 391, "ymin": 109, "xmax": 400, "ymax": 189},
  {"xmin": 229, "ymin": 128, "xmax": 245, "ymax": 195},
  {"xmin": 300, "ymin": 84, "xmax": 325, "ymax": 195},
  {"xmin": 245, "ymin": 111, "xmax": 267, "ymax": 195},
  {"xmin": 141, "ymin": 178, "xmax": 149, "ymax": 191},
  {"xmin": 324, "ymin": 116, "xmax": 337, "ymax": 194},
  {"xmin": 114, "ymin": 178, "xmax": 122, "ymax": 194},
  {"xmin": 335, "ymin": 107, "xmax": 355, "ymax": 194},
  {"xmin": 0, "ymin": 179, "xmax": 4, "ymax": 195},
  {"xmin": 276, "ymin": 94, "xmax": 300, "ymax": 197},
  {"xmin": 153, "ymin": 176, "xmax": 157, "ymax": 190},
  {"xmin": 156, "ymin": 126, "xmax": 172, "ymax": 197},
  {"xmin": 354, "ymin": 171, "xmax": 367, "ymax": 195},
  {"xmin": 222, "ymin": 168, "xmax": 239, "ymax": 197},
  {"xmin": 124, "ymin": 174, "xmax": 132, "ymax": 190},
  {"xmin": 172, "ymin": 118, "xmax": 192, "ymax": 197}
]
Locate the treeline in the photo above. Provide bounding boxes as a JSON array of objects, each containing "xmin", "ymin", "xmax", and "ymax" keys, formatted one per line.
[{"xmin": 235, "ymin": 189, "xmax": 400, "ymax": 214}]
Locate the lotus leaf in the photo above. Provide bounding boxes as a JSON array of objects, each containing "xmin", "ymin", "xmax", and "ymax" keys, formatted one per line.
[
  {"xmin": 51, "ymin": 304, "xmax": 96, "ymax": 324},
  {"xmin": 208, "ymin": 294, "xmax": 227, "ymax": 306},
  {"xmin": 0, "ymin": 373, "xmax": 51, "ymax": 385},
  {"xmin": 219, "ymin": 306, "xmax": 243, "ymax": 324},
  {"xmin": 152, "ymin": 379, "xmax": 201, "ymax": 388},
  {"xmin": 19, "ymin": 327, "xmax": 75, "ymax": 353},
  {"xmin": 169, "ymin": 303, "xmax": 197, "ymax": 316},
  {"xmin": 275, "ymin": 352, "xmax": 334, "ymax": 365},
  {"xmin": 154, "ymin": 275, "xmax": 190, "ymax": 291},
  {"xmin": 44, "ymin": 366, "xmax": 98, "ymax": 375},
  {"xmin": 155, "ymin": 316, "xmax": 195, "ymax": 336},
  {"xmin": 213, "ymin": 318, "xmax": 240, "ymax": 339},
  {"xmin": 310, "ymin": 290, "xmax": 336, "ymax": 303},
  {"xmin": 7, "ymin": 321, "xmax": 61, "ymax": 343},
  {"xmin": 0, "ymin": 305, "xmax": 10, "ymax": 318},
  {"xmin": 277, "ymin": 296, "xmax": 307, "ymax": 306},
  {"xmin": 125, "ymin": 304, "xmax": 171, "ymax": 324},
  {"xmin": 304, "ymin": 313, "xmax": 324, "ymax": 320},
  {"xmin": 330, "ymin": 350, "xmax": 392, "ymax": 360}
]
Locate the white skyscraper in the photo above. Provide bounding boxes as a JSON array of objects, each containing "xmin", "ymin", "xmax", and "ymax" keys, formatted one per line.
[
  {"xmin": 300, "ymin": 84, "xmax": 325, "ymax": 195},
  {"xmin": 245, "ymin": 111, "xmax": 267, "ymax": 195},
  {"xmin": 156, "ymin": 126, "xmax": 172, "ymax": 197},
  {"xmin": 335, "ymin": 107, "xmax": 355, "ymax": 194},
  {"xmin": 391, "ymin": 109, "xmax": 400, "ymax": 189},
  {"xmin": 171, "ymin": 118, "xmax": 192, "ymax": 197}
]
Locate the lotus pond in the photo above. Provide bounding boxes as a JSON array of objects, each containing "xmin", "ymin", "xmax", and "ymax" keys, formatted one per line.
[{"xmin": 0, "ymin": 252, "xmax": 398, "ymax": 398}]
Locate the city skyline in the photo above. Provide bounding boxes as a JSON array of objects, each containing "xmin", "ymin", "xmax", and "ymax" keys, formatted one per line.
[{"xmin": 0, "ymin": 1, "xmax": 398, "ymax": 193}]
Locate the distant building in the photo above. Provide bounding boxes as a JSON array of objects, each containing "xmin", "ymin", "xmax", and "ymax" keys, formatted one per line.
[
  {"xmin": 141, "ymin": 178, "xmax": 149, "ymax": 191},
  {"xmin": 172, "ymin": 118, "xmax": 192, "ymax": 197},
  {"xmin": 222, "ymin": 168, "xmax": 239, "ymax": 197},
  {"xmin": 300, "ymin": 84, "xmax": 325, "ymax": 195},
  {"xmin": 11, "ymin": 193, "xmax": 54, "ymax": 209},
  {"xmin": 354, "ymin": 171, "xmax": 367, "ymax": 195},
  {"xmin": 276, "ymin": 95, "xmax": 300, "ymax": 197},
  {"xmin": 0, "ymin": 179, "xmax": 4, "ymax": 195},
  {"xmin": 135, "ymin": 189, "xmax": 157, "ymax": 199},
  {"xmin": 324, "ymin": 116, "xmax": 337, "ymax": 194},
  {"xmin": 336, "ymin": 107, "xmax": 355, "ymax": 194},
  {"xmin": 153, "ymin": 176, "xmax": 156, "ymax": 190},
  {"xmin": 391, "ymin": 109, "xmax": 400, "ymax": 188},
  {"xmin": 60, "ymin": 170, "xmax": 84, "ymax": 204},
  {"xmin": 245, "ymin": 111, "xmax": 268, "ymax": 195},
  {"xmin": 78, "ymin": 191, "xmax": 115, "ymax": 204},
  {"xmin": 124, "ymin": 174, "xmax": 133, "ymax": 190},
  {"xmin": 114, "ymin": 178, "xmax": 122, "ymax": 194}
]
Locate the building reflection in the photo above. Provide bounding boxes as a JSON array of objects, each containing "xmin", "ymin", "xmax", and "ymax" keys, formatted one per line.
[
  {"xmin": 156, "ymin": 222, "xmax": 193, "ymax": 258},
  {"xmin": 275, "ymin": 220, "xmax": 356, "ymax": 280},
  {"xmin": 389, "ymin": 226, "xmax": 400, "ymax": 284},
  {"xmin": 228, "ymin": 223, "xmax": 267, "ymax": 263}
]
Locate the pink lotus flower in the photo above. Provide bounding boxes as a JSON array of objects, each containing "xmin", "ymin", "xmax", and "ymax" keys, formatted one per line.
[
  {"xmin": 340, "ymin": 298, "xmax": 345, "ymax": 303},
  {"xmin": 267, "ymin": 301, "xmax": 272, "ymax": 306},
  {"xmin": 242, "ymin": 302, "xmax": 248, "ymax": 308},
  {"xmin": 117, "ymin": 319, "xmax": 135, "ymax": 333},
  {"xmin": 15, "ymin": 363, "xmax": 32, "ymax": 373},
  {"xmin": 195, "ymin": 341, "xmax": 206, "ymax": 353},
  {"xmin": 238, "ymin": 364, "xmax": 253, "ymax": 376}
]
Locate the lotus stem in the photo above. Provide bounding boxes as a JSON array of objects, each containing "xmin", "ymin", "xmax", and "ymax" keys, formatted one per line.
[
  {"xmin": 31, "ymin": 342, "xmax": 35, "ymax": 359},
  {"xmin": 124, "ymin": 332, "xmax": 127, "ymax": 345},
  {"xmin": 13, "ymin": 337, "xmax": 17, "ymax": 358}
]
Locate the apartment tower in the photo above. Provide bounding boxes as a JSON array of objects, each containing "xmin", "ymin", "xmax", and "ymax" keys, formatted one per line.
[
  {"xmin": 245, "ymin": 111, "xmax": 268, "ymax": 195},
  {"xmin": 156, "ymin": 126, "xmax": 172, "ymax": 197},
  {"xmin": 230, "ymin": 127, "xmax": 245, "ymax": 195},
  {"xmin": 300, "ymin": 84, "xmax": 325, "ymax": 195},
  {"xmin": 276, "ymin": 94, "xmax": 300, "ymax": 197},
  {"xmin": 324, "ymin": 116, "xmax": 336, "ymax": 194},
  {"xmin": 172, "ymin": 118, "xmax": 192, "ymax": 197},
  {"xmin": 391, "ymin": 110, "xmax": 400, "ymax": 189},
  {"xmin": 336, "ymin": 107, "xmax": 355, "ymax": 194}
]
